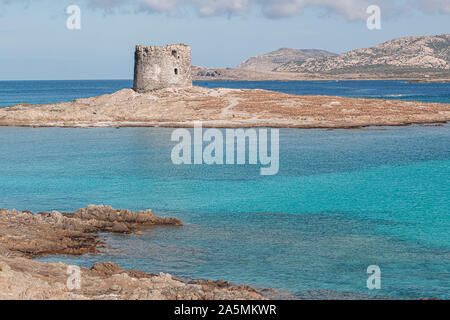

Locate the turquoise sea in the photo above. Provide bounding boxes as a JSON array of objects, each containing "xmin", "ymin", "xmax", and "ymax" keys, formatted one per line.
[{"xmin": 0, "ymin": 80, "xmax": 448, "ymax": 299}]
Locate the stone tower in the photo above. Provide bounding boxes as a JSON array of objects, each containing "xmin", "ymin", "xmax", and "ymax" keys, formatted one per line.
[{"xmin": 133, "ymin": 44, "xmax": 192, "ymax": 92}]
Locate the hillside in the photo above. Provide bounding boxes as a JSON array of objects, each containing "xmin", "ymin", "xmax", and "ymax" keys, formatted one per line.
[
  {"xmin": 275, "ymin": 34, "xmax": 450, "ymax": 78},
  {"xmin": 236, "ymin": 48, "xmax": 337, "ymax": 72}
]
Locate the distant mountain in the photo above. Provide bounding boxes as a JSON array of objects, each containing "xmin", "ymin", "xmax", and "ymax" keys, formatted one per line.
[
  {"xmin": 275, "ymin": 34, "xmax": 450, "ymax": 76},
  {"xmin": 194, "ymin": 34, "xmax": 450, "ymax": 81},
  {"xmin": 237, "ymin": 48, "xmax": 337, "ymax": 72}
]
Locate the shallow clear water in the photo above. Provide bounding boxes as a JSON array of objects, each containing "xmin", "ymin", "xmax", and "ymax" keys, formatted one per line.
[
  {"xmin": 0, "ymin": 80, "xmax": 449, "ymax": 299},
  {"xmin": 0, "ymin": 125, "xmax": 448, "ymax": 299}
]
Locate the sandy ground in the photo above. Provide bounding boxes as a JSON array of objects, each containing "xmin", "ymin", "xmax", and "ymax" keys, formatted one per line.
[{"xmin": 0, "ymin": 86, "xmax": 449, "ymax": 128}]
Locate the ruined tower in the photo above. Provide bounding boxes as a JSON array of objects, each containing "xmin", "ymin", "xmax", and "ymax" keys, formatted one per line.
[{"xmin": 133, "ymin": 44, "xmax": 192, "ymax": 92}]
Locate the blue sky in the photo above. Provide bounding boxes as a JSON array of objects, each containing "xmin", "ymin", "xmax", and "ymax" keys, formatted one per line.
[{"xmin": 0, "ymin": 0, "xmax": 449, "ymax": 80}]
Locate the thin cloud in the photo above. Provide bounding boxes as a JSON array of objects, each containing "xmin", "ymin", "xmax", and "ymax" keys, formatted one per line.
[
  {"xmin": 87, "ymin": 0, "xmax": 380, "ymax": 19},
  {"xmin": 417, "ymin": 0, "xmax": 450, "ymax": 14},
  {"xmin": 85, "ymin": 0, "xmax": 251, "ymax": 16},
  {"xmin": 258, "ymin": 0, "xmax": 375, "ymax": 20},
  {"xmin": 3, "ymin": 0, "xmax": 450, "ymax": 19}
]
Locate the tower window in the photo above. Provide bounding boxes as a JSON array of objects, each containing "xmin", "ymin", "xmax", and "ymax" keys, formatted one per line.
[
  {"xmin": 174, "ymin": 68, "xmax": 178, "ymax": 75},
  {"xmin": 172, "ymin": 50, "xmax": 177, "ymax": 57}
]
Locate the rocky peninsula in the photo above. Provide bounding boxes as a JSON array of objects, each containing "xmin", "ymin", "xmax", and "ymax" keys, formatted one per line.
[
  {"xmin": 0, "ymin": 86, "xmax": 449, "ymax": 128},
  {"xmin": 0, "ymin": 205, "xmax": 263, "ymax": 300},
  {"xmin": 195, "ymin": 35, "xmax": 450, "ymax": 82}
]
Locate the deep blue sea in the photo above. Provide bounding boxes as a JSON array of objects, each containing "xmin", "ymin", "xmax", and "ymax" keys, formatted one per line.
[
  {"xmin": 0, "ymin": 79, "xmax": 450, "ymax": 107},
  {"xmin": 0, "ymin": 80, "xmax": 449, "ymax": 299}
]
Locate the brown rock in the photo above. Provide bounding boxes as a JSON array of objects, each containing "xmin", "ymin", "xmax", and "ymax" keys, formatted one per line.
[
  {"xmin": 0, "ymin": 206, "xmax": 267, "ymax": 300},
  {"xmin": 112, "ymin": 222, "xmax": 130, "ymax": 233},
  {"xmin": 0, "ymin": 205, "xmax": 182, "ymax": 258},
  {"xmin": 0, "ymin": 257, "xmax": 265, "ymax": 300}
]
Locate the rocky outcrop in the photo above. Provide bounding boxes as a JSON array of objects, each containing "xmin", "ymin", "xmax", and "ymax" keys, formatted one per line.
[
  {"xmin": 0, "ymin": 205, "xmax": 181, "ymax": 257},
  {"xmin": 73, "ymin": 205, "xmax": 182, "ymax": 228},
  {"xmin": 192, "ymin": 66, "xmax": 317, "ymax": 81},
  {"xmin": 0, "ymin": 86, "xmax": 448, "ymax": 129},
  {"xmin": 0, "ymin": 205, "xmax": 264, "ymax": 300},
  {"xmin": 194, "ymin": 67, "xmax": 222, "ymax": 78},
  {"xmin": 0, "ymin": 257, "xmax": 263, "ymax": 300}
]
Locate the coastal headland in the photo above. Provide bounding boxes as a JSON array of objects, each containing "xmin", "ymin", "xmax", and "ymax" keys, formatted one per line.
[
  {"xmin": 0, "ymin": 86, "xmax": 449, "ymax": 129},
  {"xmin": 193, "ymin": 35, "xmax": 450, "ymax": 82},
  {"xmin": 0, "ymin": 205, "xmax": 264, "ymax": 300}
]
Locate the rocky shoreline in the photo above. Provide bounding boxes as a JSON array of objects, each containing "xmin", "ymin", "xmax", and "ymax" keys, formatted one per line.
[
  {"xmin": 0, "ymin": 205, "xmax": 264, "ymax": 300},
  {"xmin": 193, "ymin": 66, "xmax": 450, "ymax": 82},
  {"xmin": 0, "ymin": 87, "xmax": 449, "ymax": 129}
]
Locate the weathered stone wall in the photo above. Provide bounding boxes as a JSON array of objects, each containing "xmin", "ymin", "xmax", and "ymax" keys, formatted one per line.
[{"xmin": 133, "ymin": 44, "xmax": 192, "ymax": 92}]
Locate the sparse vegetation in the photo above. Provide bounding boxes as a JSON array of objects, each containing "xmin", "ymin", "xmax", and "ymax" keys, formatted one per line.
[{"xmin": 275, "ymin": 34, "xmax": 450, "ymax": 78}]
